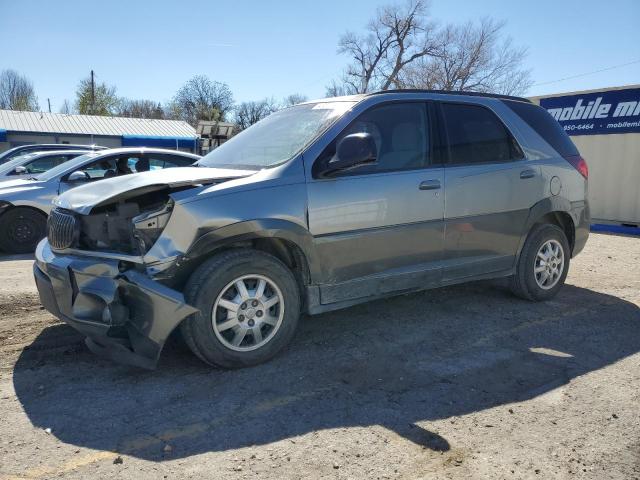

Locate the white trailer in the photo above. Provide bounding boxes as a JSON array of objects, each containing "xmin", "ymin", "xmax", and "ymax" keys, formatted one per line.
[{"xmin": 530, "ymin": 85, "xmax": 640, "ymax": 228}]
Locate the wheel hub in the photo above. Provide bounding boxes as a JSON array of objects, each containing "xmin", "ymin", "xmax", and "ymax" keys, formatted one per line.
[
  {"xmin": 211, "ymin": 274, "xmax": 284, "ymax": 352},
  {"xmin": 534, "ymin": 239, "xmax": 565, "ymax": 290}
]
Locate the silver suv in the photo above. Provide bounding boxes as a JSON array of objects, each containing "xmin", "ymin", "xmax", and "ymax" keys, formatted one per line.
[{"xmin": 34, "ymin": 91, "xmax": 590, "ymax": 369}]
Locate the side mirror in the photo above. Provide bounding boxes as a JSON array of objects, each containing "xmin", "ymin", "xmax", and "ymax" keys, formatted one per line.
[
  {"xmin": 66, "ymin": 170, "xmax": 90, "ymax": 183},
  {"xmin": 325, "ymin": 133, "xmax": 377, "ymax": 176},
  {"xmin": 12, "ymin": 166, "xmax": 27, "ymax": 175}
]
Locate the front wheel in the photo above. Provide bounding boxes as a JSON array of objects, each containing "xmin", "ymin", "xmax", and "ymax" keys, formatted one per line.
[
  {"xmin": 0, "ymin": 207, "xmax": 47, "ymax": 254},
  {"xmin": 510, "ymin": 224, "xmax": 570, "ymax": 301},
  {"xmin": 180, "ymin": 249, "xmax": 301, "ymax": 368}
]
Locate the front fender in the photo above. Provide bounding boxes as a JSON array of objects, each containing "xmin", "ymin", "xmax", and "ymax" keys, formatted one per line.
[{"xmin": 180, "ymin": 218, "xmax": 321, "ymax": 281}]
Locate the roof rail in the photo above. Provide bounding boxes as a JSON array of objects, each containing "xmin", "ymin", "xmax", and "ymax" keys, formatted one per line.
[{"xmin": 366, "ymin": 89, "xmax": 531, "ymax": 103}]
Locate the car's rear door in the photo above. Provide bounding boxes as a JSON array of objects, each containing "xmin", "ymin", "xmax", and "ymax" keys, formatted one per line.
[
  {"xmin": 439, "ymin": 100, "xmax": 545, "ymax": 281},
  {"xmin": 306, "ymin": 101, "xmax": 445, "ymax": 305}
]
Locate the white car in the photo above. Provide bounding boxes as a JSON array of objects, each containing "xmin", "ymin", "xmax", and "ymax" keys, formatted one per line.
[{"xmin": 0, "ymin": 147, "xmax": 200, "ymax": 253}]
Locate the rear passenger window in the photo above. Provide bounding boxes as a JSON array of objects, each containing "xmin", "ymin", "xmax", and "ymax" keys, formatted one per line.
[
  {"xmin": 146, "ymin": 154, "xmax": 194, "ymax": 170},
  {"xmin": 442, "ymin": 103, "xmax": 523, "ymax": 165}
]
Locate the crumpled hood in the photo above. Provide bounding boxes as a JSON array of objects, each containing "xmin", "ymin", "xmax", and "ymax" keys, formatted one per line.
[{"xmin": 54, "ymin": 167, "xmax": 256, "ymax": 215}]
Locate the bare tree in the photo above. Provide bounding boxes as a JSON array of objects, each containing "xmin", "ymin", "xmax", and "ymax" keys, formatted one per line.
[
  {"xmin": 399, "ymin": 18, "xmax": 532, "ymax": 95},
  {"xmin": 328, "ymin": 0, "xmax": 439, "ymax": 94},
  {"xmin": 235, "ymin": 98, "xmax": 279, "ymax": 130},
  {"xmin": 170, "ymin": 75, "xmax": 234, "ymax": 126},
  {"xmin": 58, "ymin": 99, "xmax": 73, "ymax": 114},
  {"xmin": 282, "ymin": 93, "xmax": 308, "ymax": 107},
  {"xmin": 328, "ymin": 3, "xmax": 532, "ymax": 97},
  {"xmin": 0, "ymin": 69, "xmax": 39, "ymax": 111},
  {"xmin": 117, "ymin": 99, "xmax": 165, "ymax": 119}
]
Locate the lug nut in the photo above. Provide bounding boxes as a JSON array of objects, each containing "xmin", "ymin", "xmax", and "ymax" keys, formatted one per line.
[
  {"xmin": 252, "ymin": 300, "xmax": 259, "ymax": 307},
  {"xmin": 241, "ymin": 303, "xmax": 246, "ymax": 310},
  {"xmin": 238, "ymin": 314, "xmax": 245, "ymax": 321},
  {"xmin": 248, "ymin": 319, "xmax": 255, "ymax": 327},
  {"xmin": 256, "ymin": 310, "xmax": 263, "ymax": 317}
]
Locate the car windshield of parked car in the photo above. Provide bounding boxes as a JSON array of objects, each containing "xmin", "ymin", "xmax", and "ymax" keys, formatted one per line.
[
  {"xmin": 0, "ymin": 147, "xmax": 27, "ymax": 164},
  {"xmin": 35, "ymin": 152, "xmax": 101, "ymax": 181},
  {"xmin": 0, "ymin": 153, "xmax": 38, "ymax": 174},
  {"xmin": 196, "ymin": 101, "xmax": 356, "ymax": 169}
]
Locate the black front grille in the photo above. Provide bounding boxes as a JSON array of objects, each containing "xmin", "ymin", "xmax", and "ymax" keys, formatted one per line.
[{"xmin": 47, "ymin": 209, "xmax": 77, "ymax": 250}]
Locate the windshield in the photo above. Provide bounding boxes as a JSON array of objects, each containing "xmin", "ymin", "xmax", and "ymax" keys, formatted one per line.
[
  {"xmin": 0, "ymin": 147, "xmax": 28, "ymax": 164},
  {"xmin": 0, "ymin": 153, "xmax": 38, "ymax": 173},
  {"xmin": 197, "ymin": 101, "xmax": 356, "ymax": 169},
  {"xmin": 36, "ymin": 152, "xmax": 101, "ymax": 181}
]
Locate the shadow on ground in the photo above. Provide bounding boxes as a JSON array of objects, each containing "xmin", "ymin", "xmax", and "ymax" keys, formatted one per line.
[
  {"xmin": 12, "ymin": 282, "xmax": 640, "ymax": 460},
  {"xmin": 0, "ymin": 253, "xmax": 34, "ymax": 262}
]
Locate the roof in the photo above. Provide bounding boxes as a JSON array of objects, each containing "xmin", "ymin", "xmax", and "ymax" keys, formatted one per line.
[
  {"xmin": 0, "ymin": 110, "xmax": 197, "ymax": 138},
  {"xmin": 367, "ymin": 89, "xmax": 531, "ymax": 103},
  {"xmin": 304, "ymin": 90, "xmax": 530, "ymax": 105}
]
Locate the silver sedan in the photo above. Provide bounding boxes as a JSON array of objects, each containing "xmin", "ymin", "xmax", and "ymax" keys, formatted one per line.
[
  {"xmin": 0, "ymin": 150, "xmax": 89, "ymax": 180},
  {"xmin": 0, "ymin": 147, "xmax": 200, "ymax": 253}
]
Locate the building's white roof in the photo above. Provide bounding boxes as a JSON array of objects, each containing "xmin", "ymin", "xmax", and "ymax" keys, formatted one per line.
[{"xmin": 0, "ymin": 110, "xmax": 197, "ymax": 138}]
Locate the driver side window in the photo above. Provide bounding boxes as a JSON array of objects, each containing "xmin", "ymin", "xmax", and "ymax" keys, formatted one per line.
[
  {"xmin": 315, "ymin": 102, "xmax": 430, "ymax": 177},
  {"xmin": 78, "ymin": 156, "xmax": 143, "ymax": 180},
  {"xmin": 81, "ymin": 158, "xmax": 118, "ymax": 180}
]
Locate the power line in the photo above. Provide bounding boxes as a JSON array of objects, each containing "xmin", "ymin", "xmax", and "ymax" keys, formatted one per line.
[{"xmin": 532, "ymin": 59, "xmax": 640, "ymax": 87}]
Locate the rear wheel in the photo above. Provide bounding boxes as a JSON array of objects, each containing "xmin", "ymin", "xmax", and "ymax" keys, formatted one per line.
[
  {"xmin": 180, "ymin": 249, "xmax": 301, "ymax": 368},
  {"xmin": 0, "ymin": 208, "xmax": 47, "ymax": 254},
  {"xmin": 510, "ymin": 224, "xmax": 570, "ymax": 301}
]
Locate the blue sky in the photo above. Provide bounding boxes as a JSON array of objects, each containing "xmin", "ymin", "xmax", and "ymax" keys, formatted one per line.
[{"xmin": 1, "ymin": 0, "xmax": 638, "ymax": 111}]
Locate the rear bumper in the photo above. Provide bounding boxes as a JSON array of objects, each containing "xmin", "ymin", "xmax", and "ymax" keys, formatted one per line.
[{"xmin": 34, "ymin": 240, "xmax": 197, "ymax": 369}]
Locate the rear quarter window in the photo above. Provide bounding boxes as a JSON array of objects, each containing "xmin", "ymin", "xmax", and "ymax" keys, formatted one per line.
[{"xmin": 502, "ymin": 100, "xmax": 579, "ymax": 157}]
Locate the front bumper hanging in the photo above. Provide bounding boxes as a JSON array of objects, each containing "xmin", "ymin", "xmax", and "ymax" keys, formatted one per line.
[{"xmin": 33, "ymin": 240, "xmax": 197, "ymax": 369}]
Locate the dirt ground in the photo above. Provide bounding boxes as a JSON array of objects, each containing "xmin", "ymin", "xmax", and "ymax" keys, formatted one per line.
[{"xmin": 0, "ymin": 233, "xmax": 638, "ymax": 480}]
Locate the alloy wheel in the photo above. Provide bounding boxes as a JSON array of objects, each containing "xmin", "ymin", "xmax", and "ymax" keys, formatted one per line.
[
  {"xmin": 211, "ymin": 274, "xmax": 284, "ymax": 352},
  {"xmin": 534, "ymin": 239, "xmax": 565, "ymax": 290}
]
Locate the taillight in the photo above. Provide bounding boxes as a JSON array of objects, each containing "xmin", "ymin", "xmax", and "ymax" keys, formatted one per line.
[{"xmin": 564, "ymin": 155, "xmax": 588, "ymax": 179}]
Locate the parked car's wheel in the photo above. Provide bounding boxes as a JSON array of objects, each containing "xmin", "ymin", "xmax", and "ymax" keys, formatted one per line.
[
  {"xmin": 510, "ymin": 224, "xmax": 570, "ymax": 301},
  {"xmin": 180, "ymin": 249, "xmax": 301, "ymax": 368},
  {"xmin": 0, "ymin": 207, "xmax": 47, "ymax": 254}
]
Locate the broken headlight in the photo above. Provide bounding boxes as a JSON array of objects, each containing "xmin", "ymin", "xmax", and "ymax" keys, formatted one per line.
[{"xmin": 132, "ymin": 200, "xmax": 174, "ymax": 254}]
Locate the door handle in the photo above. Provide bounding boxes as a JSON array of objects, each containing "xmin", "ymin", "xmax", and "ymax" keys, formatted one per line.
[
  {"xmin": 520, "ymin": 169, "xmax": 536, "ymax": 179},
  {"xmin": 419, "ymin": 179, "xmax": 441, "ymax": 190}
]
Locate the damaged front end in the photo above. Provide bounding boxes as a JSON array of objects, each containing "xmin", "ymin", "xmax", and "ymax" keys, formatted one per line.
[
  {"xmin": 34, "ymin": 168, "xmax": 254, "ymax": 368},
  {"xmin": 50, "ymin": 186, "xmax": 180, "ymax": 256},
  {"xmin": 34, "ymin": 240, "xmax": 197, "ymax": 369}
]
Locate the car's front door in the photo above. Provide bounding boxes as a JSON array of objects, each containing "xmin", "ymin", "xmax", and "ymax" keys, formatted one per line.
[
  {"xmin": 439, "ymin": 101, "xmax": 545, "ymax": 281},
  {"xmin": 307, "ymin": 101, "xmax": 445, "ymax": 305}
]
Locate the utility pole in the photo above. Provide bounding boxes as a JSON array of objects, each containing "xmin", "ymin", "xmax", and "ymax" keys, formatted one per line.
[
  {"xmin": 47, "ymin": 98, "xmax": 51, "ymax": 113},
  {"xmin": 90, "ymin": 70, "xmax": 95, "ymax": 114}
]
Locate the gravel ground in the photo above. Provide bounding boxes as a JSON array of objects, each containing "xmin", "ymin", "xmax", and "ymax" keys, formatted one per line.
[{"xmin": 0, "ymin": 232, "xmax": 638, "ymax": 480}]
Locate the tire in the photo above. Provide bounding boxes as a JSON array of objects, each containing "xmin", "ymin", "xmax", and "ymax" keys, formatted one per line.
[
  {"xmin": 510, "ymin": 223, "xmax": 570, "ymax": 301},
  {"xmin": 0, "ymin": 208, "xmax": 47, "ymax": 254},
  {"xmin": 180, "ymin": 249, "xmax": 301, "ymax": 368}
]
